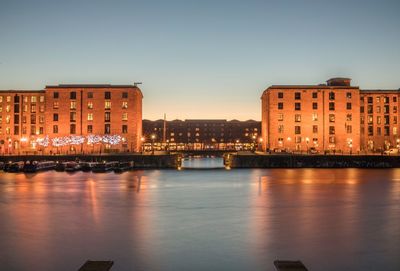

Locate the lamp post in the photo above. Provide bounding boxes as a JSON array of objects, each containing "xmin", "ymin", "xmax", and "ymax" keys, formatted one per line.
[
  {"xmin": 258, "ymin": 137, "xmax": 263, "ymax": 151},
  {"xmin": 252, "ymin": 135, "xmax": 256, "ymax": 151},
  {"xmin": 305, "ymin": 137, "xmax": 310, "ymax": 154}
]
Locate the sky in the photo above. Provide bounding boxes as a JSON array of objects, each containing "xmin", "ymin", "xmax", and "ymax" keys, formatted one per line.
[{"xmin": 0, "ymin": 0, "xmax": 399, "ymax": 120}]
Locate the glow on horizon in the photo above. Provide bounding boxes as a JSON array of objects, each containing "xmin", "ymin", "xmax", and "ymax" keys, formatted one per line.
[{"xmin": 0, "ymin": 0, "xmax": 399, "ymax": 120}]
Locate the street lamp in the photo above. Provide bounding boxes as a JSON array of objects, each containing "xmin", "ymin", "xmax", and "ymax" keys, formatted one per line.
[
  {"xmin": 151, "ymin": 134, "xmax": 156, "ymax": 154},
  {"xmin": 252, "ymin": 135, "xmax": 256, "ymax": 151},
  {"xmin": 305, "ymin": 137, "xmax": 310, "ymax": 153}
]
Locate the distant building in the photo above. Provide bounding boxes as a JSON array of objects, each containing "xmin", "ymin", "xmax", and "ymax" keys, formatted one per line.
[
  {"xmin": 0, "ymin": 84, "xmax": 143, "ymax": 154},
  {"xmin": 142, "ymin": 119, "xmax": 261, "ymax": 150},
  {"xmin": 261, "ymin": 78, "xmax": 400, "ymax": 153}
]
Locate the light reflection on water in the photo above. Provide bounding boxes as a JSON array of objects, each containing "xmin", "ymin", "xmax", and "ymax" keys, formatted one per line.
[{"xmin": 0, "ymin": 167, "xmax": 399, "ymax": 271}]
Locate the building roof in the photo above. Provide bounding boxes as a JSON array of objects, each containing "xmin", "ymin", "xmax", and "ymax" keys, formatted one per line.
[
  {"xmin": 267, "ymin": 85, "xmax": 359, "ymax": 89},
  {"xmin": 361, "ymin": 89, "xmax": 400, "ymax": 94},
  {"xmin": 0, "ymin": 90, "xmax": 44, "ymax": 93},
  {"xmin": 45, "ymin": 84, "xmax": 140, "ymax": 88}
]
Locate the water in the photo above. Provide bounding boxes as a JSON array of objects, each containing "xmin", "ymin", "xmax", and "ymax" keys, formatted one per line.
[{"xmin": 0, "ymin": 165, "xmax": 399, "ymax": 271}]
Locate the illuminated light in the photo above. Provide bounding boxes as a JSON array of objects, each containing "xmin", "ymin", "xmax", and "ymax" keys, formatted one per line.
[
  {"xmin": 258, "ymin": 138, "xmax": 263, "ymax": 142},
  {"xmin": 141, "ymin": 137, "xmax": 145, "ymax": 142},
  {"xmin": 151, "ymin": 134, "xmax": 156, "ymax": 140},
  {"xmin": 287, "ymin": 137, "xmax": 291, "ymax": 141},
  {"xmin": 21, "ymin": 137, "xmax": 28, "ymax": 142},
  {"xmin": 36, "ymin": 136, "xmax": 50, "ymax": 147}
]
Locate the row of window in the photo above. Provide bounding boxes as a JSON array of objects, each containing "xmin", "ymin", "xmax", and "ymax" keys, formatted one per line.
[
  {"xmin": 361, "ymin": 115, "xmax": 397, "ymax": 125},
  {"xmin": 277, "ymin": 136, "xmax": 336, "ymax": 144},
  {"xmin": 278, "ymin": 113, "xmax": 353, "ymax": 122},
  {"xmin": 52, "ymin": 101, "xmax": 128, "ymax": 110},
  {"xmin": 52, "ymin": 112, "xmax": 129, "ymax": 122},
  {"xmin": 364, "ymin": 126, "xmax": 397, "ymax": 136},
  {"xmin": 277, "ymin": 102, "xmax": 349, "ymax": 111},
  {"xmin": 362, "ymin": 96, "xmax": 397, "ymax": 104},
  {"xmin": 0, "ymin": 104, "xmax": 45, "ymax": 113},
  {"xmin": 277, "ymin": 92, "xmax": 353, "ymax": 100},
  {"xmin": 55, "ymin": 124, "xmax": 129, "ymax": 135},
  {"xmin": 0, "ymin": 96, "xmax": 45, "ymax": 103},
  {"xmin": 0, "ymin": 126, "xmax": 44, "ymax": 135},
  {"xmin": 277, "ymin": 125, "xmax": 352, "ymax": 135},
  {"xmin": 53, "ymin": 91, "xmax": 129, "ymax": 100},
  {"xmin": 0, "ymin": 115, "xmax": 44, "ymax": 124},
  {"xmin": 360, "ymin": 105, "xmax": 397, "ymax": 114}
]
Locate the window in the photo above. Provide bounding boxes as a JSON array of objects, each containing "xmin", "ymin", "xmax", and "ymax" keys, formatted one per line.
[
  {"xmin": 377, "ymin": 127, "xmax": 381, "ymax": 136},
  {"xmin": 312, "ymin": 102, "xmax": 318, "ymax": 110},
  {"xmin": 368, "ymin": 97, "xmax": 373, "ymax": 103},
  {"xmin": 105, "ymin": 124, "xmax": 111, "ymax": 134},
  {"xmin": 54, "ymin": 92, "xmax": 59, "ymax": 98},
  {"xmin": 329, "ymin": 136, "xmax": 335, "ymax": 143},
  {"xmin": 6, "ymin": 96, "xmax": 11, "ymax": 102},
  {"xmin": 39, "ymin": 96, "xmax": 45, "ymax": 103},
  {"xmin": 122, "ymin": 125, "xmax": 128, "ymax": 133},
  {"xmin": 105, "ymin": 112, "xmax": 111, "ymax": 122},
  {"xmin": 0, "ymin": 96, "xmax": 2, "ymax": 102},
  {"xmin": 377, "ymin": 116, "xmax": 381, "ymax": 124},
  {"xmin": 31, "ymin": 96, "xmax": 37, "ymax": 103},
  {"xmin": 329, "ymin": 92, "xmax": 335, "ymax": 100},
  {"xmin": 22, "ymin": 126, "xmax": 26, "ymax": 134},
  {"xmin": 295, "ymin": 126, "xmax": 301, "ymax": 134},
  {"xmin": 105, "ymin": 92, "xmax": 111, "ymax": 99},
  {"xmin": 39, "ymin": 127, "xmax": 44, "ymax": 134},
  {"xmin": 346, "ymin": 114, "xmax": 352, "ymax": 121},
  {"xmin": 329, "ymin": 126, "xmax": 335, "ymax": 135},
  {"xmin": 384, "ymin": 105, "xmax": 389, "ymax": 114},
  {"xmin": 87, "ymin": 125, "xmax": 93, "ymax": 133},
  {"xmin": 122, "ymin": 112, "xmax": 128, "ymax": 121},
  {"xmin": 295, "ymin": 92, "xmax": 301, "ymax": 100},
  {"xmin": 312, "ymin": 113, "xmax": 318, "ymax": 121},
  {"xmin": 329, "ymin": 102, "xmax": 335, "ymax": 111},
  {"xmin": 394, "ymin": 116, "xmax": 397, "ymax": 124},
  {"xmin": 88, "ymin": 113, "xmax": 93, "ymax": 121},
  {"xmin": 122, "ymin": 101, "xmax": 128, "ymax": 109},
  {"xmin": 367, "ymin": 105, "xmax": 373, "ymax": 113},
  {"xmin": 70, "ymin": 124, "xmax": 76, "ymax": 134},
  {"xmin": 313, "ymin": 125, "xmax": 318, "ymax": 133},
  {"xmin": 360, "ymin": 106, "xmax": 364, "ymax": 113},
  {"xmin": 384, "ymin": 97, "xmax": 389, "ymax": 104},
  {"xmin": 0, "ymin": 105, "xmax": 2, "ymax": 112},
  {"xmin": 53, "ymin": 113, "xmax": 58, "ymax": 121},
  {"xmin": 377, "ymin": 106, "xmax": 381, "ymax": 113},
  {"xmin": 87, "ymin": 102, "xmax": 93, "ymax": 109},
  {"xmin": 88, "ymin": 92, "xmax": 93, "ymax": 98},
  {"xmin": 6, "ymin": 115, "xmax": 10, "ymax": 124},
  {"xmin": 53, "ymin": 102, "xmax": 59, "ymax": 109},
  {"xmin": 70, "ymin": 92, "xmax": 76, "ymax": 99},
  {"xmin": 278, "ymin": 113, "xmax": 284, "ymax": 121},
  {"xmin": 122, "ymin": 92, "xmax": 128, "ymax": 98},
  {"xmin": 53, "ymin": 125, "xmax": 58, "ymax": 133},
  {"xmin": 30, "ymin": 104, "xmax": 36, "ymax": 113},
  {"xmin": 346, "ymin": 125, "xmax": 352, "ymax": 134},
  {"xmin": 30, "ymin": 126, "xmax": 36, "ymax": 135},
  {"xmin": 14, "ymin": 126, "xmax": 19, "ymax": 135},
  {"xmin": 295, "ymin": 103, "xmax": 301, "ymax": 110},
  {"xmin": 278, "ymin": 125, "xmax": 284, "ymax": 133},
  {"xmin": 393, "ymin": 127, "xmax": 398, "ymax": 135},
  {"xmin": 394, "ymin": 106, "xmax": 397, "ymax": 113},
  {"xmin": 278, "ymin": 102, "xmax": 283, "ymax": 110},
  {"xmin": 346, "ymin": 103, "xmax": 352, "ymax": 110},
  {"xmin": 14, "ymin": 104, "xmax": 19, "ymax": 113},
  {"xmin": 295, "ymin": 114, "xmax": 301, "ymax": 122},
  {"xmin": 14, "ymin": 96, "xmax": 20, "ymax": 103},
  {"xmin": 384, "ymin": 126, "xmax": 390, "ymax": 136},
  {"xmin": 105, "ymin": 101, "xmax": 111, "ymax": 109},
  {"xmin": 70, "ymin": 101, "xmax": 76, "ymax": 110},
  {"xmin": 22, "ymin": 116, "xmax": 26, "ymax": 123},
  {"xmin": 376, "ymin": 97, "xmax": 381, "ymax": 103},
  {"xmin": 329, "ymin": 114, "xmax": 335, "ymax": 122},
  {"xmin": 6, "ymin": 105, "xmax": 10, "ymax": 112},
  {"xmin": 367, "ymin": 115, "xmax": 373, "ymax": 124},
  {"xmin": 312, "ymin": 92, "xmax": 317, "ymax": 99},
  {"xmin": 368, "ymin": 126, "xmax": 373, "ymax": 136},
  {"xmin": 39, "ymin": 115, "xmax": 44, "ymax": 124},
  {"xmin": 393, "ymin": 96, "xmax": 397, "ymax": 102},
  {"xmin": 70, "ymin": 112, "xmax": 76, "ymax": 122},
  {"xmin": 30, "ymin": 115, "xmax": 36, "ymax": 124},
  {"xmin": 384, "ymin": 115, "xmax": 389, "ymax": 125},
  {"xmin": 346, "ymin": 92, "xmax": 352, "ymax": 99},
  {"xmin": 295, "ymin": 136, "xmax": 301, "ymax": 143}
]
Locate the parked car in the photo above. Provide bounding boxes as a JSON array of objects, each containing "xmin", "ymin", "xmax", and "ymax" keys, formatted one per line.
[{"xmin": 383, "ymin": 148, "xmax": 399, "ymax": 155}]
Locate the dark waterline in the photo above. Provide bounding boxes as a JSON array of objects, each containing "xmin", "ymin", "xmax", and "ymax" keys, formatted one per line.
[{"xmin": 0, "ymin": 167, "xmax": 399, "ymax": 271}]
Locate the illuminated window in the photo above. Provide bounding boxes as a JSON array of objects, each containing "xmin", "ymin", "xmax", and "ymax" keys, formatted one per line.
[
  {"xmin": 53, "ymin": 102, "xmax": 59, "ymax": 109},
  {"xmin": 329, "ymin": 114, "xmax": 335, "ymax": 122},
  {"xmin": 368, "ymin": 115, "xmax": 373, "ymax": 124},
  {"xmin": 105, "ymin": 124, "xmax": 111, "ymax": 134},
  {"xmin": 39, "ymin": 105, "xmax": 45, "ymax": 112},
  {"xmin": 346, "ymin": 125, "xmax": 352, "ymax": 134},
  {"xmin": 0, "ymin": 105, "xmax": 2, "ymax": 112},
  {"xmin": 122, "ymin": 101, "xmax": 128, "ymax": 109},
  {"xmin": 6, "ymin": 105, "xmax": 10, "ymax": 112},
  {"xmin": 6, "ymin": 96, "xmax": 11, "ymax": 102},
  {"xmin": 31, "ymin": 104, "xmax": 36, "ymax": 113},
  {"xmin": 87, "ymin": 102, "xmax": 93, "ymax": 109},
  {"xmin": 105, "ymin": 112, "xmax": 111, "ymax": 122},
  {"xmin": 329, "ymin": 136, "xmax": 335, "ymax": 143},
  {"xmin": 23, "ymin": 105, "xmax": 28, "ymax": 112},
  {"xmin": 70, "ymin": 101, "xmax": 77, "ymax": 110},
  {"xmin": 278, "ymin": 125, "xmax": 284, "ymax": 133},
  {"xmin": 70, "ymin": 112, "xmax": 76, "ymax": 122},
  {"xmin": 346, "ymin": 114, "xmax": 352, "ymax": 121},
  {"xmin": 393, "ymin": 127, "xmax": 397, "ymax": 135},
  {"xmin": 6, "ymin": 115, "xmax": 10, "ymax": 124},
  {"xmin": 377, "ymin": 116, "xmax": 381, "ymax": 124},
  {"xmin": 6, "ymin": 127, "xmax": 10, "ymax": 134},
  {"xmin": 105, "ymin": 101, "xmax": 111, "ymax": 109},
  {"xmin": 295, "ymin": 114, "xmax": 301, "ymax": 122},
  {"xmin": 0, "ymin": 96, "xmax": 2, "ymax": 102},
  {"xmin": 312, "ymin": 113, "xmax": 318, "ymax": 121},
  {"xmin": 53, "ymin": 125, "xmax": 58, "ymax": 133},
  {"xmin": 376, "ymin": 106, "xmax": 381, "ymax": 113},
  {"xmin": 122, "ymin": 112, "xmax": 128, "ymax": 121},
  {"xmin": 39, "ymin": 96, "xmax": 45, "ymax": 102},
  {"xmin": 30, "ymin": 96, "xmax": 36, "ymax": 103},
  {"xmin": 88, "ymin": 113, "xmax": 93, "ymax": 121},
  {"xmin": 39, "ymin": 116, "xmax": 44, "ymax": 124}
]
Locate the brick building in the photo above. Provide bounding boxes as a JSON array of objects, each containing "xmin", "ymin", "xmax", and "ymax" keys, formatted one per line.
[
  {"xmin": 142, "ymin": 119, "xmax": 261, "ymax": 150},
  {"xmin": 261, "ymin": 78, "xmax": 400, "ymax": 153},
  {"xmin": 0, "ymin": 84, "xmax": 143, "ymax": 154}
]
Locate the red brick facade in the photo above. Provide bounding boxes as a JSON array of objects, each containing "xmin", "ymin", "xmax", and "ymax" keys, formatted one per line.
[
  {"xmin": 262, "ymin": 78, "xmax": 400, "ymax": 153},
  {"xmin": 0, "ymin": 84, "xmax": 142, "ymax": 154}
]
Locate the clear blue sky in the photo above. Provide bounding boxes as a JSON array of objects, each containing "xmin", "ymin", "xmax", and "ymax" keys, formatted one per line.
[{"xmin": 1, "ymin": 0, "xmax": 399, "ymax": 120}]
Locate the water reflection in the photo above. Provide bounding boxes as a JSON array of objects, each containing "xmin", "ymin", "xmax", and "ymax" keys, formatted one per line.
[{"xmin": 0, "ymin": 168, "xmax": 399, "ymax": 271}]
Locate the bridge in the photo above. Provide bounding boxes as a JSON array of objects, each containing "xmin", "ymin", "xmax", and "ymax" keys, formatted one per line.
[{"xmin": 172, "ymin": 149, "xmax": 238, "ymax": 157}]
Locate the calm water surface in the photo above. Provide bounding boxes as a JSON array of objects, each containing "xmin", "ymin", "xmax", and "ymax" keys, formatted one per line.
[{"xmin": 0, "ymin": 163, "xmax": 399, "ymax": 271}]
